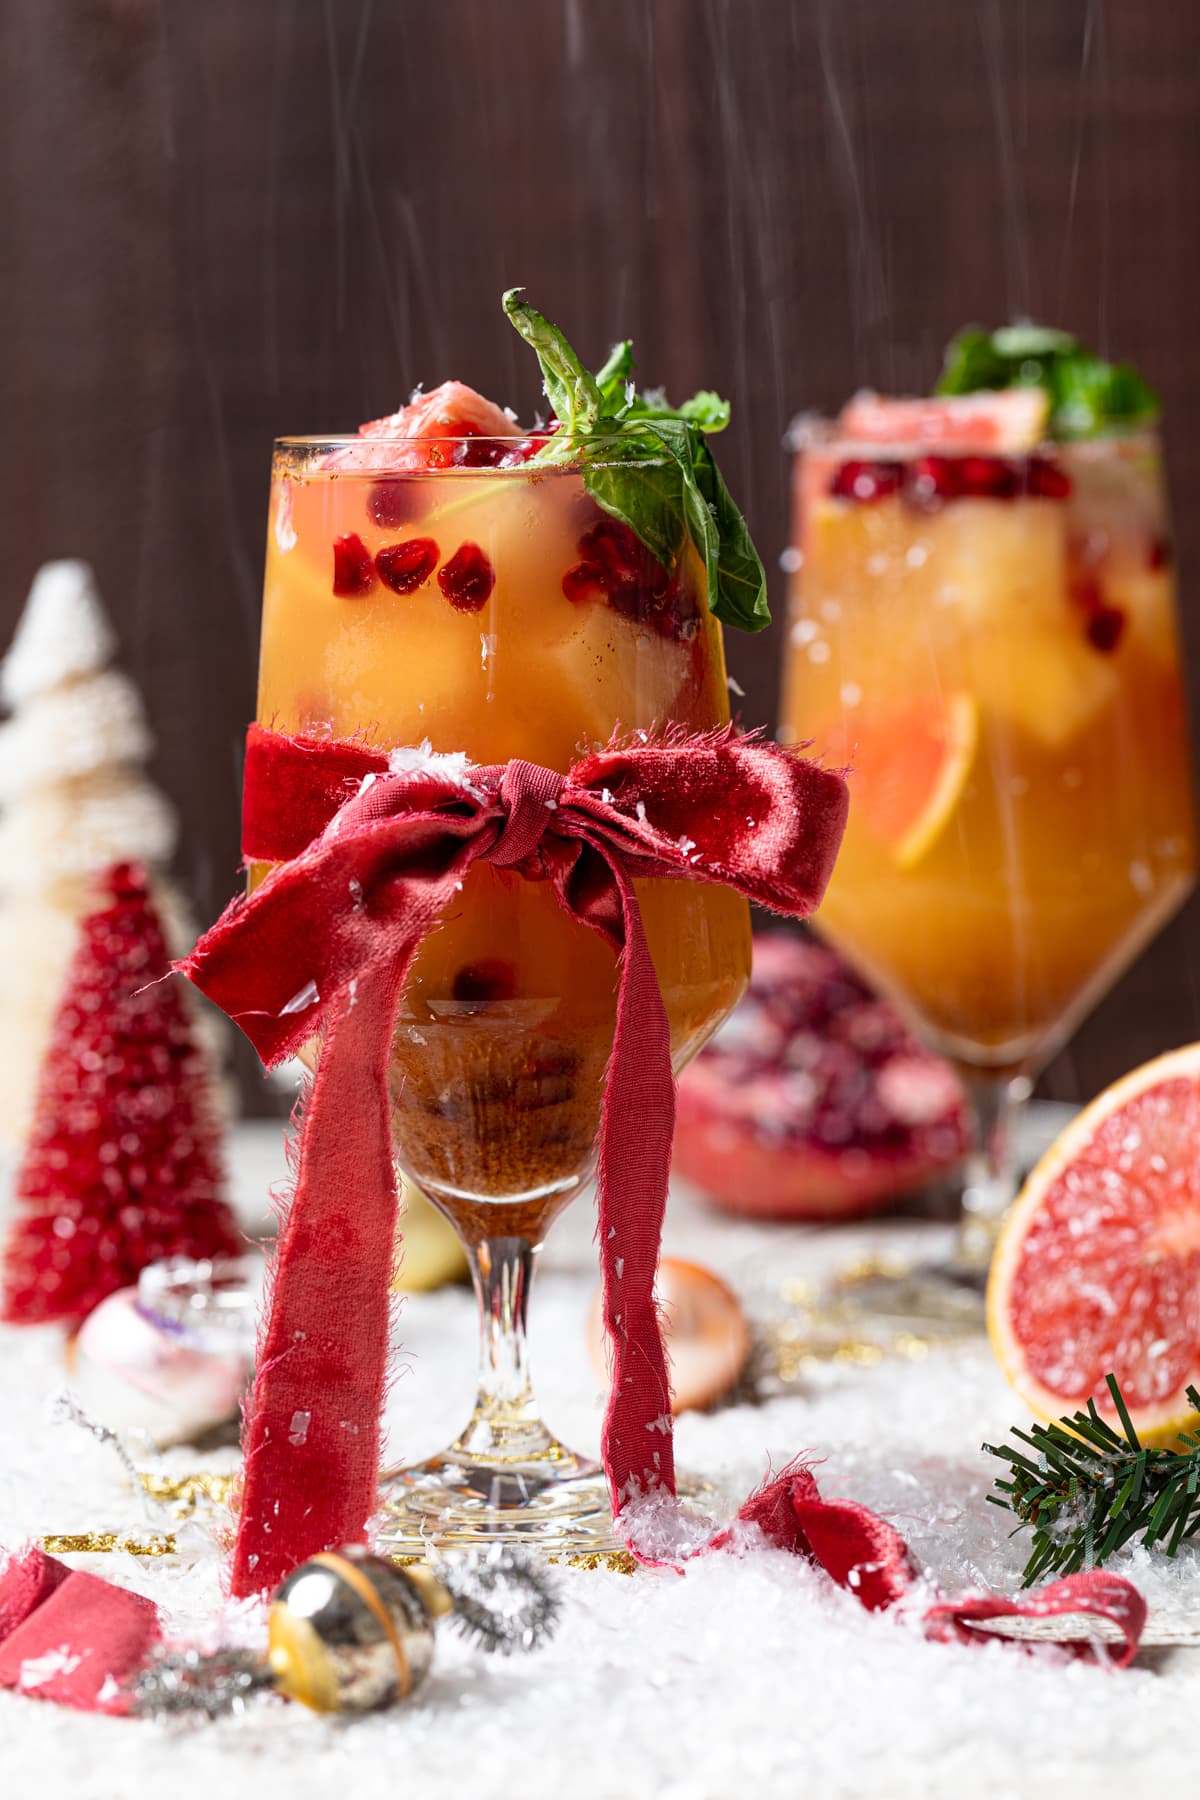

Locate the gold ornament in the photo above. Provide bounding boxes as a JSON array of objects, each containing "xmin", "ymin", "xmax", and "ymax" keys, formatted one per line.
[
  {"xmin": 130, "ymin": 1545, "xmax": 561, "ymax": 1719},
  {"xmin": 267, "ymin": 1550, "xmax": 443, "ymax": 1713}
]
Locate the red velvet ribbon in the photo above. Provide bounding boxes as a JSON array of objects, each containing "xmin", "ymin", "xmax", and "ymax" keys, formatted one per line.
[
  {"xmin": 175, "ymin": 723, "xmax": 1146, "ymax": 1668},
  {"xmin": 729, "ymin": 1463, "xmax": 1146, "ymax": 1666},
  {"xmin": 182, "ymin": 724, "xmax": 849, "ymax": 1596},
  {"xmin": 0, "ymin": 1547, "xmax": 160, "ymax": 1711}
]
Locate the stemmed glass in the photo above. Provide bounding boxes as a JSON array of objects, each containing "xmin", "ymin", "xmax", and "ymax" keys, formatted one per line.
[
  {"xmin": 779, "ymin": 424, "xmax": 1195, "ymax": 1307},
  {"xmin": 256, "ymin": 437, "xmax": 751, "ymax": 1550}
]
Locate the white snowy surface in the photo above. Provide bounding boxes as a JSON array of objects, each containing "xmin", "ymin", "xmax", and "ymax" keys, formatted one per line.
[{"xmin": 3, "ymin": 1118, "xmax": 1200, "ymax": 1800}]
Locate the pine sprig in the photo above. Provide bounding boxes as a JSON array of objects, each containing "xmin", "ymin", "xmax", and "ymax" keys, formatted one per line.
[{"xmin": 984, "ymin": 1373, "xmax": 1200, "ymax": 1587}]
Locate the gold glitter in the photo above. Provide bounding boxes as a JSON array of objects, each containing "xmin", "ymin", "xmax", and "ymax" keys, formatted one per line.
[
  {"xmin": 137, "ymin": 1471, "xmax": 236, "ymax": 1516},
  {"xmin": 548, "ymin": 1551, "xmax": 638, "ymax": 1574},
  {"xmin": 387, "ymin": 1548, "xmax": 637, "ymax": 1574},
  {"xmin": 40, "ymin": 1532, "xmax": 178, "ymax": 1557}
]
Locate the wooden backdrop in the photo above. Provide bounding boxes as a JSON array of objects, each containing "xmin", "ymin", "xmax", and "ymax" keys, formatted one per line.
[{"xmin": 1, "ymin": 0, "xmax": 1198, "ymax": 1106}]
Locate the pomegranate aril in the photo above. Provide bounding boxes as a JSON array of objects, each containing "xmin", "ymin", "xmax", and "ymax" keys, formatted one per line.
[
  {"xmin": 660, "ymin": 587, "xmax": 702, "ymax": 642},
  {"xmin": 1086, "ymin": 605, "xmax": 1126, "ymax": 653},
  {"xmin": 513, "ymin": 1047, "xmax": 580, "ymax": 1112},
  {"xmin": 562, "ymin": 561, "xmax": 605, "ymax": 603},
  {"xmin": 438, "ymin": 542, "xmax": 496, "ymax": 611},
  {"xmin": 1026, "ymin": 456, "xmax": 1072, "ymax": 500},
  {"xmin": 376, "ymin": 537, "xmax": 440, "ymax": 594},
  {"xmin": 579, "ymin": 517, "xmax": 665, "ymax": 588},
  {"xmin": 568, "ymin": 515, "xmax": 687, "ymax": 636},
  {"xmin": 958, "ymin": 456, "xmax": 1018, "ymax": 500},
  {"xmin": 905, "ymin": 456, "xmax": 962, "ymax": 508},
  {"xmin": 829, "ymin": 460, "xmax": 903, "ymax": 503},
  {"xmin": 367, "ymin": 479, "xmax": 419, "ymax": 528},
  {"xmin": 450, "ymin": 426, "xmax": 509, "ymax": 468},
  {"xmin": 332, "ymin": 534, "xmax": 376, "ymax": 597},
  {"xmin": 452, "ymin": 960, "xmax": 517, "ymax": 1004},
  {"xmin": 1068, "ymin": 570, "xmax": 1104, "ymax": 615}
]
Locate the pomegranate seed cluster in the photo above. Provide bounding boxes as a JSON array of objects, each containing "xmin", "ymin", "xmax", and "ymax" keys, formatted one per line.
[
  {"xmin": 333, "ymin": 530, "xmax": 496, "ymax": 612},
  {"xmin": 829, "ymin": 453, "xmax": 1072, "ymax": 508},
  {"xmin": 334, "ymin": 488, "xmax": 697, "ymax": 638},
  {"xmin": 826, "ymin": 451, "xmax": 1172, "ymax": 659},
  {"xmin": 689, "ymin": 935, "xmax": 968, "ymax": 1157}
]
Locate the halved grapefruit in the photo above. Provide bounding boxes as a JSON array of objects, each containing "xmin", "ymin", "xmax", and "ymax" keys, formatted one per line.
[
  {"xmin": 839, "ymin": 389, "xmax": 1050, "ymax": 452},
  {"xmin": 818, "ymin": 692, "xmax": 978, "ymax": 870},
  {"xmin": 989, "ymin": 1044, "xmax": 1200, "ymax": 1445}
]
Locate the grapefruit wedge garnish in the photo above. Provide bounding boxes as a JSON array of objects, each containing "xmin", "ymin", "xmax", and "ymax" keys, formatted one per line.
[
  {"xmin": 819, "ymin": 692, "xmax": 978, "ymax": 870},
  {"xmin": 839, "ymin": 388, "xmax": 1050, "ymax": 451},
  {"xmin": 989, "ymin": 1044, "xmax": 1200, "ymax": 1445}
]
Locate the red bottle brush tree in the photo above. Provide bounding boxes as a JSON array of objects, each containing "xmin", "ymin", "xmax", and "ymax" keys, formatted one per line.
[{"xmin": 1, "ymin": 863, "xmax": 241, "ymax": 1327}]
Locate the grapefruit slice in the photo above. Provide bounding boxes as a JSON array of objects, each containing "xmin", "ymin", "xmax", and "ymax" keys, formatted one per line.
[
  {"xmin": 988, "ymin": 1044, "xmax": 1200, "ymax": 1445},
  {"xmin": 820, "ymin": 693, "xmax": 978, "ymax": 869},
  {"xmin": 326, "ymin": 381, "xmax": 518, "ymax": 473},
  {"xmin": 839, "ymin": 389, "xmax": 1050, "ymax": 452}
]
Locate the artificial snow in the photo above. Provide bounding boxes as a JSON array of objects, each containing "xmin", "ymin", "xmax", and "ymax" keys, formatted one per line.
[{"xmin": 1, "ymin": 1126, "xmax": 1199, "ymax": 1798}]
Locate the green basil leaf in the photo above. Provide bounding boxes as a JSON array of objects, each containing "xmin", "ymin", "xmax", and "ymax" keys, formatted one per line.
[
  {"xmin": 594, "ymin": 339, "xmax": 635, "ymax": 415},
  {"xmin": 503, "ymin": 293, "xmax": 768, "ymax": 633},
  {"xmin": 677, "ymin": 390, "xmax": 731, "ymax": 433},
  {"xmin": 991, "ymin": 324, "xmax": 1077, "ymax": 359},
  {"xmin": 585, "ymin": 449, "xmax": 690, "ymax": 572},
  {"xmin": 936, "ymin": 323, "xmax": 1159, "ymax": 439},
  {"xmin": 502, "ymin": 288, "xmax": 600, "ymax": 435},
  {"xmin": 691, "ymin": 440, "xmax": 770, "ymax": 632}
]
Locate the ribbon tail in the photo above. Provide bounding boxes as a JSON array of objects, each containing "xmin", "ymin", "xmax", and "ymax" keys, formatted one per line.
[
  {"xmin": 596, "ymin": 863, "xmax": 677, "ymax": 1521},
  {"xmin": 0, "ymin": 1548, "xmax": 160, "ymax": 1711},
  {"xmin": 924, "ymin": 1570, "xmax": 1147, "ymax": 1667},
  {"xmin": 229, "ymin": 955, "xmax": 410, "ymax": 1597}
]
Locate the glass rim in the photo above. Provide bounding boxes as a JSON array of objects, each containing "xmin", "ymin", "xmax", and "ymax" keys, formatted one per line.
[
  {"xmin": 277, "ymin": 433, "xmax": 537, "ymax": 446},
  {"xmin": 271, "ymin": 432, "xmax": 673, "ymax": 471},
  {"xmin": 785, "ymin": 411, "xmax": 1161, "ymax": 456}
]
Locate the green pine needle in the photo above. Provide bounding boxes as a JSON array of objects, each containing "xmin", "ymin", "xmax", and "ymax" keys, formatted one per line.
[{"xmin": 983, "ymin": 1375, "xmax": 1200, "ymax": 1587}]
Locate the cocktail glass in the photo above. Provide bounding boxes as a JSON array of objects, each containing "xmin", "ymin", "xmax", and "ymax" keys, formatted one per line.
[
  {"xmin": 779, "ymin": 426, "xmax": 1195, "ymax": 1303},
  {"xmin": 257, "ymin": 437, "xmax": 751, "ymax": 1550}
]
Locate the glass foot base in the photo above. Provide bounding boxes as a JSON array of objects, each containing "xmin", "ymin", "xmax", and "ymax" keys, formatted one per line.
[{"xmin": 377, "ymin": 1443, "xmax": 718, "ymax": 1561}]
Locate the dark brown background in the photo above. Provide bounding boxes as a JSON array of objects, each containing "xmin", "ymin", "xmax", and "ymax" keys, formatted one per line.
[{"xmin": 1, "ymin": 0, "xmax": 1197, "ymax": 1107}]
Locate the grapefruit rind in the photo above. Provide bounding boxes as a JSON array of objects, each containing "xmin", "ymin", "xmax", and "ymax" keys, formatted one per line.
[
  {"xmin": 987, "ymin": 1042, "xmax": 1200, "ymax": 1446},
  {"xmin": 892, "ymin": 693, "xmax": 979, "ymax": 871}
]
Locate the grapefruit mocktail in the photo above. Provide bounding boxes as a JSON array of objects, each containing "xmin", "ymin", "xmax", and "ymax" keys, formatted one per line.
[
  {"xmin": 780, "ymin": 330, "xmax": 1195, "ymax": 1273},
  {"xmin": 781, "ymin": 425, "xmax": 1194, "ymax": 1072},
  {"xmin": 252, "ymin": 291, "xmax": 772, "ymax": 1549},
  {"xmin": 261, "ymin": 436, "xmax": 749, "ymax": 1217}
]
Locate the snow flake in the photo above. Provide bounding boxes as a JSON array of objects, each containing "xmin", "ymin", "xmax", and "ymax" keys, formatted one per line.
[
  {"xmin": 388, "ymin": 739, "xmax": 480, "ymax": 794},
  {"xmin": 288, "ymin": 1410, "xmax": 311, "ymax": 1446}
]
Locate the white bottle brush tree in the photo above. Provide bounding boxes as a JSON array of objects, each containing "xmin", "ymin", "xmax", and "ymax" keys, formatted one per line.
[{"xmin": 0, "ymin": 561, "xmax": 225, "ymax": 1149}]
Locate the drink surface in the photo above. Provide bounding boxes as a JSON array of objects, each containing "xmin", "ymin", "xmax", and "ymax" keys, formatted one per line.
[
  {"xmin": 780, "ymin": 433, "xmax": 1196, "ymax": 1071},
  {"xmin": 258, "ymin": 448, "xmax": 751, "ymax": 1204}
]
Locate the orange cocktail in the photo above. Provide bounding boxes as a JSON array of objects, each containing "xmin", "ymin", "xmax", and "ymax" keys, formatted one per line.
[
  {"xmin": 259, "ymin": 445, "xmax": 750, "ymax": 1218},
  {"xmin": 781, "ymin": 427, "xmax": 1194, "ymax": 1076},
  {"xmin": 253, "ymin": 288, "xmax": 772, "ymax": 1551}
]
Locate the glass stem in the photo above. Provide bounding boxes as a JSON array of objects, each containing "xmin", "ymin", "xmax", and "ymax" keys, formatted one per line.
[
  {"xmin": 956, "ymin": 1071, "xmax": 1032, "ymax": 1271},
  {"xmin": 453, "ymin": 1236, "xmax": 558, "ymax": 1462}
]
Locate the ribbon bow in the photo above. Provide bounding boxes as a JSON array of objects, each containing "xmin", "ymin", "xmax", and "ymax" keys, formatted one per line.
[{"xmin": 182, "ymin": 724, "xmax": 850, "ymax": 1596}]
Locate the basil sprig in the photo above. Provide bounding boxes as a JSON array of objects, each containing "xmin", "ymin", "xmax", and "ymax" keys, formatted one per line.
[
  {"xmin": 936, "ymin": 323, "xmax": 1159, "ymax": 441},
  {"xmin": 502, "ymin": 290, "xmax": 768, "ymax": 634}
]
